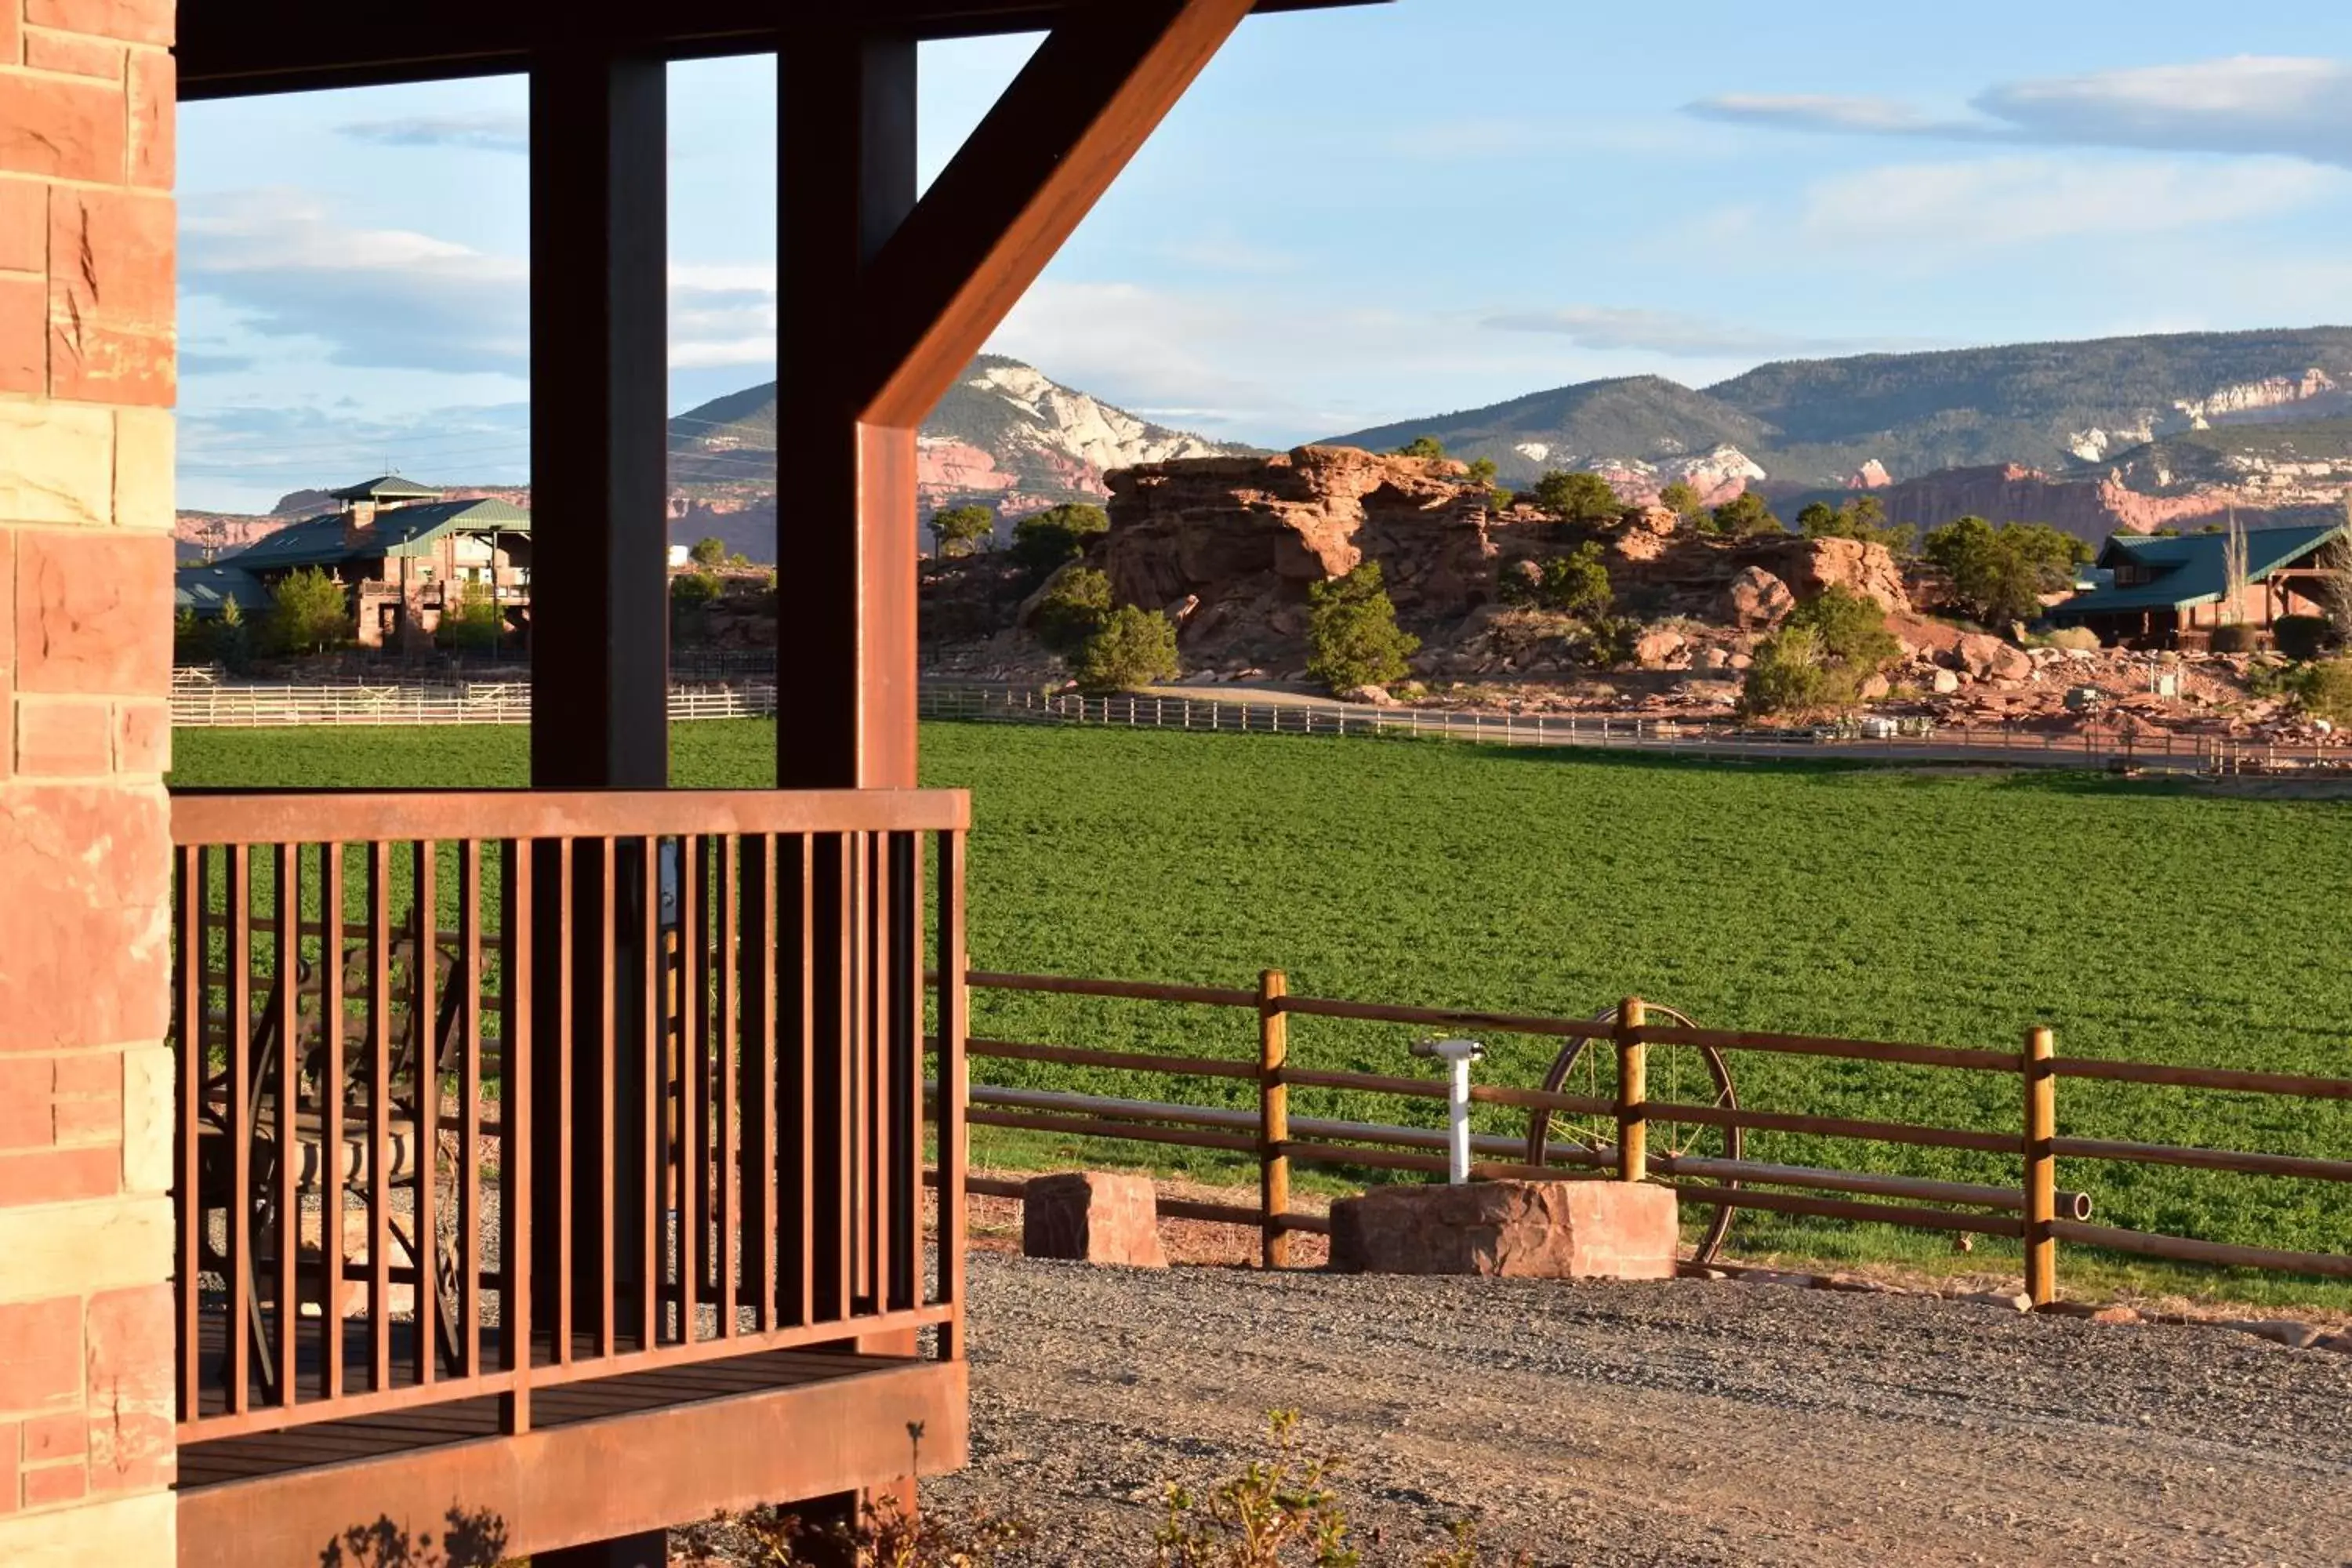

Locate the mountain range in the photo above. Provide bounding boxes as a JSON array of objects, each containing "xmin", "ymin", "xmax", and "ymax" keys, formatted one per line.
[{"xmin": 1324, "ymin": 327, "xmax": 2352, "ymax": 491}]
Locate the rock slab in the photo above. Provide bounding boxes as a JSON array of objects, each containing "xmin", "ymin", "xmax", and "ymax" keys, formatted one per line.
[
  {"xmin": 1328, "ymin": 1179, "xmax": 1678, "ymax": 1279},
  {"xmin": 1022, "ymin": 1171, "xmax": 1171, "ymax": 1269}
]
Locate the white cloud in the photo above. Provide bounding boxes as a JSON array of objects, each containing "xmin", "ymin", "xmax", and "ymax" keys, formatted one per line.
[
  {"xmin": 338, "ymin": 114, "xmax": 529, "ymax": 154},
  {"xmin": 1690, "ymin": 56, "xmax": 2352, "ymax": 169},
  {"xmin": 1481, "ymin": 305, "xmax": 1894, "ymax": 359},
  {"xmin": 1797, "ymin": 155, "xmax": 2344, "ymax": 249}
]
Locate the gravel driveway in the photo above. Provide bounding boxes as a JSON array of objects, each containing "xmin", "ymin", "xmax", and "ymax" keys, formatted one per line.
[{"xmin": 929, "ymin": 1254, "xmax": 2352, "ymax": 1567}]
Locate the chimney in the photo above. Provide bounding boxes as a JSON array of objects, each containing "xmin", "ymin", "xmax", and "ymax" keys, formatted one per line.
[{"xmin": 343, "ymin": 499, "xmax": 377, "ymax": 549}]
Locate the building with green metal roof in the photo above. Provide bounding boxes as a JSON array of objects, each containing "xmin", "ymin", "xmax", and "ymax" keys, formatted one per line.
[
  {"xmin": 2045, "ymin": 522, "xmax": 2346, "ymax": 648},
  {"xmin": 182, "ymin": 479, "xmax": 534, "ymax": 651}
]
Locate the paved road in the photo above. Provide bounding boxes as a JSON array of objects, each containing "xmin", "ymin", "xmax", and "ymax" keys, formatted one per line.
[{"xmin": 930, "ymin": 1253, "xmax": 2352, "ymax": 1567}]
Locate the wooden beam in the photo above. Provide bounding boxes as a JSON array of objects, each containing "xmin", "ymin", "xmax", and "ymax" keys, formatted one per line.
[
  {"xmin": 855, "ymin": 0, "xmax": 1255, "ymax": 427},
  {"xmin": 777, "ymin": 30, "xmax": 922, "ymax": 790},
  {"xmin": 176, "ymin": 0, "xmax": 1380, "ymax": 100},
  {"xmin": 528, "ymin": 46, "xmax": 671, "ymax": 790}
]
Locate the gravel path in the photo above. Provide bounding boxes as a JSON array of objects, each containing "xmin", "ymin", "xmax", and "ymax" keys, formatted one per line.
[{"xmin": 928, "ymin": 1254, "xmax": 2352, "ymax": 1567}]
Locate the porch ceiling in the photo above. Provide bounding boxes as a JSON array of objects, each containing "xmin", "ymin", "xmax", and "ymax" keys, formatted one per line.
[{"xmin": 177, "ymin": 0, "xmax": 1385, "ymax": 99}]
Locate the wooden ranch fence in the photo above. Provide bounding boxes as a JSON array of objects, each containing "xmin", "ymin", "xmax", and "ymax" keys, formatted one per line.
[
  {"xmin": 169, "ymin": 681, "xmax": 779, "ymax": 728},
  {"xmin": 925, "ymin": 970, "xmax": 2352, "ymax": 1302}
]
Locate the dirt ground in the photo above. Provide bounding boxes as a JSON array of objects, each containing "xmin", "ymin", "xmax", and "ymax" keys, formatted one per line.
[{"xmin": 927, "ymin": 1251, "xmax": 2352, "ymax": 1567}]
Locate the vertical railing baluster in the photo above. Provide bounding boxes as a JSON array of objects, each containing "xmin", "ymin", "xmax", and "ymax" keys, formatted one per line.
[
  {"xmin": 718, "ymin": 834, "xmax": 739, "ymax": 1339},
  {"xmin": 412, "ymin": 839, "xmax": 437, "ymax": 1387},
  {"xmin": 274, "ymin": 842, "xmax": 301, "ymax": 1406},
  {"xmin": 554, "ymin": 841, "xmax": 575, "ymax": 1365},
  {"xmin": 757, "ymin": 834, "xmax": 780, "ymax": 1334},
  {"xmin": 938, "ymin": 829, "xmax": 968, "ymax": 1359},
  {"xmin": 459, "ymin": 840, "xmax": 482, "ymax": 1381},
  {"xmin": 838, "ymin": 832, "xmax": 857, "ymax": 1325},
  {"xmin": 227, "ymin": 844, "xmax": 252, "ymax": 1415},
  {"xmin": 599, "ymin": 840, "xmax": 618, "ymax": 1359},
  {"xmin": 893, "ymin": 829, "xmax": 919, "ymax": 1312},
  {"xmin": 641, "ymin": 836, "xmax": 660, "ymax": 1348},
  {"xmin": 321, "ymin": 843, "xmax": 346, "ymax": 1403},
  {"xmin": 796, "ymin": 835, "xmax": 815, "ymax": 1330},
  {"xmin": 368, "ymin": 841, "xmax": 391, "ymax": 1394},
  {"xmin": 678, "ymin": 835, "xmax": 699, "ymax": 1344},
  {"xmin": 869, "ymin": 829, "xmax": 889, "ymax": 1318},
  {"xmin": 501, "ymin": 836, "xmax": 533, "ymax": 1434},
  {"xmin": 175, "ymin": 845, "xmax": 203, "ymax": 1421}
]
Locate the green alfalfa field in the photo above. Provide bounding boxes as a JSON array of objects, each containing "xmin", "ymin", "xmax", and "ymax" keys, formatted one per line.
[{"xmin": 171, "ymin": 719, "xmax": 2352, "ymax": 1305}]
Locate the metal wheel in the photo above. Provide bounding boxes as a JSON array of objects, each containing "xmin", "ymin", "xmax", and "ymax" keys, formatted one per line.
[{"xmin": 1521, "ymin": 1004, "xmax": 1742, "ymax": 1266}]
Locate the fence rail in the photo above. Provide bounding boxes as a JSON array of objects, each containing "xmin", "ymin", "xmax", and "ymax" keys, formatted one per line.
[
  {"xmin": 915, "ymin": 685, "xmax": 2348, "ymax": 775},
  {"xmin": 169, "ymin": 681, "xmax": 779, "ymax": 728},
  {"xmin": 926, "ymin": 969, "xmax": 2352, "ymax": 1301}
]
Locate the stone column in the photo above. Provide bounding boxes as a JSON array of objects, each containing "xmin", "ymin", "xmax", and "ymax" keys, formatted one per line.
[{"xmin": 0, "ymin": 1, "xmax": 178, "ymax": 1563}]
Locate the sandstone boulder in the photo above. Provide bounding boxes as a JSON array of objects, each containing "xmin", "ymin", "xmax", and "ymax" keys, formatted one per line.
[
  {"xmin": 1328, "ymin": 1179, "xmax": 1677, "ymax": 1279},
  {"xmin": 1634, "ymin": 629, "xmax": 1686, "ymax": 669},
  {"xmin": 1722, "ymin": 567, "xmax": 1795, "ymax": 630},
  {"xmin": 1022, "ymin": 1171, "xmax": 1169, "ymax": 1269},
  {"xmin": 1955, "ymin": 633, "xmax": 2034, "ymax": 682},
  {"xmin": 1929, "ymin": 668, "xmax": 1962, "ymax": 695},
  {"xmin": 1858, "ymin": 673, "xmax": 1892, "ymax": 701}
]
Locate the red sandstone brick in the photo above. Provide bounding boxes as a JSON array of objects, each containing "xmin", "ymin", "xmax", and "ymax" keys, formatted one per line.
[
  {"xmin": 51, "ymin": 1087, "xmax": 118, "ymax": 1142},
  {"xmin": 127, "ymin": 48, "xmax": 169, "ymax": 190},
  {"xmin": 21, "ymin": 1410, "xmax": 83, "ymax": 1462},
  {"xmin": 14, "ymin": 532, "xmax": 175, "ymax": 696},
  {"xmin": 0, "ymin": 1142, "xmax": 119, "ymax": 1203},
  {"xmin": 0, "ymin": 71, "xmax": 125, "ymax": 183},
  {"xmin": 111, "ymin": 697, "xmax": 165, "ymax": 774},
  {"xmin": 0, "ymin": 180, "xmax": 44, "ymax": 273},
  {"xmin": 0, "ymin": 1298, "xmax": 83, "ymax": 1412},
  {"xmin": 49, "ymin": 187, "xmax": 172, "ymax": 329},
  {"xmin": 0, "ymin": 528, "xmax": 13, "ymax": 675},
  {"xmin": 0, "ymin": 1420, "xmax": 18, "ymax": 1514},
  {"xmin": 0, "ymin": 271, "xmax": 45, "ymax": 393},
  {"xmin": 25, "ymin": 28, "xmax": 122, "ymax": 78},
  {"xmin": 21, "ymin": 1459, "xmax": 86, "ymax": 1507},
  {"xmin": 24, "ymin": 0, "xmax": 171, "ymax": 46},
  {"xmin": 0, "ymin": 9, "xmax": 20, "ymax": 67},
  {"xmin": 0, "ymin": 1057, "xmax": 48, "ymax": 1148},
  {"xmin": 0, "ymin": 667, "xmax": 12, "ymax": 786},
  {"xmin": 0, "ymin": 782, "xmax": 171, "ymax": 1053},
  {"xmin": 84, "ymin": 1283, "xmax": 170, "ymax": 1493},
  {"xmin": 47, "ymin": 318, "xmax": 170, "ymax": 405},
  {"xmin": 16, "ymin": 696, "xmax": 111, "ymax": 775},
  {"xmin": 48, "ymin": 1052, "xmax": 114, "ymax": 1095}
]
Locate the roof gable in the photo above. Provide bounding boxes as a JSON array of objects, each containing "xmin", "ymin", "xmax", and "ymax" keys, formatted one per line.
[
  {"xmin": 216, "ymin": 496, "xmax": 531, "ymax": 570},
  {"xmin": 2065, "ymin": 522, "xmax": 2347, "ymax": 616}
]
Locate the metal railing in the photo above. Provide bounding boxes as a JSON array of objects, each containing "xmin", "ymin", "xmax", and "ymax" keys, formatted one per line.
[{"xmin": 169, "ymin": 786, "xmax": 970, "ymax": 1444}]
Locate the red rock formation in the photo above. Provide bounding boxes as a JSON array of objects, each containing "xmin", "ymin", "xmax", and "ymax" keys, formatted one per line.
[
  {"xmin": 1871, "ymin": 463, "xmax": 2263, "ymax": 545},
  {"xmin": 1102, "ymin": 446, "xmax": 1496, "ymax": 664}
]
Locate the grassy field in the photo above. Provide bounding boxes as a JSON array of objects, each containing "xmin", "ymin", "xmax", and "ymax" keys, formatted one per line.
[{"xmin": 171, "ymin": 720, "xmax": 2352, "ymax": 1303}]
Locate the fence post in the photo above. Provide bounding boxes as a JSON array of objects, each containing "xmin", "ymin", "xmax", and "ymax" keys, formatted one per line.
[
  {"xmin": 1258, "ymin": 969, "xmax": 1290, "ymax": 1269},
  {"xmin": 1615, "ymin": 996, "xmax": 1647, "ymax": 1183},
  {"xmin": 2024, "ymin": 1024, "xmax": 2056, "ymax": 1306}
]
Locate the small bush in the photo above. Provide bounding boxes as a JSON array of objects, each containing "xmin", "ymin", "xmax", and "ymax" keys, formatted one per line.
[
  {"xmin": 1537, "ymin": 543, "xmax": 1613, "ymax": 619},
  {"xmin": 1580, "ymin": 614, "xmax": 1639, "ymax": 669},
  {"xmin": 2295, "ymin": 659, "xmax": 2352, "ymax": 725},
  {"xmin": 1740, "ymin": 624, "xmax": 1835, "ymax": 717},
  {"xmin": 2209, "ymin": 623, "xmax": 2262, "ymax": 654},
  {"xmin": 2274, "ymin": 614, "xmax": 2335, "ymax": 662},
  {"xmin": 1074, "ymin": 604, "xmax": 1181, "ymax": 692},
  {"xmin": 670, "ymin": 570, "xmax": 723, "ymax": 607},
  {"xmin": 1308, "ymin": 564, "xmax": 1419, "ymax": 692},
  {"xmin": 1785, "ymin": 586, "xmax": 1899, "ymax": 674},
  {"xmin": 437, "ymin": 580, "xmax": 505, "ymax": 652},
  {"xmin": 1011, "ymin": 502, "xmax": 1109, "ymax": 572},
  {"xmin": 1033, "ymin": 566, "xmax": 1114, "ymax": 656},
  {"xmin": 2042, "ymin": 626, "xmax": 2101, "ymax": 652}
]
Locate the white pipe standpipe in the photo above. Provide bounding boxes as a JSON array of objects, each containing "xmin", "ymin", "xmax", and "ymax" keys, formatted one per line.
[{"xmin": 1410, "ymin": 1038, "xmax": 1486, "ymax": 1184}]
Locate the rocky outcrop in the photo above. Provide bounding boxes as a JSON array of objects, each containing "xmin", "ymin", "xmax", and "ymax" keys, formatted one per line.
[
  {"xmin": 1101, "ymin": 445, "xmax": 1496, "ymax": 665},
  {"xmin": 1579, "ymin": 445, "xmax": 1766, "ymax": 508},
  {"xmin": 1758, "ymin": 535, "xmax": 1911, "ymax": 615},
  {"xmin": 1722, "ymin": 566, "xmax": 1795, "ymax": 629},
  {"xmin": 1869, "ymin": 463, "xmax": 2242, "ymax": 547}
]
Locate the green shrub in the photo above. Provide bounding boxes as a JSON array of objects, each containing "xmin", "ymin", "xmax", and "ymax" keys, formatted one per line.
[
  {"xmin": 2274, "ymin": 614, "xmax": 2334, "ymax": 662},
  {"xmin": 2296, "ymin": 659, "xmax": 2352, "ymax": 725},
  {"xmin": 1032, "ymin": 565, "xmax": 1113, "ymax": 656},
  {"xmin": 1392, "ymin": 434, "xmax": 1446, "ymax": 459},
  {"xmin": 1073, "ymin": 605, "xmax": 1180, "ymax": 693},
  {"xmin": 437, "ymin": 580, "xmax": 505, "ymax": 652},
  {"xmin": 1922, "ymin": 516, "xmax": 2089, "ymax": 626},
  {"xmin": 1740, "ymin": 625, "xmax": 1835, "ymax": 717},
  {"xmin": 1580, "ymin": 614, "xmax": 1639, "ymax": 669},
  {"xmin": 1010, "ymin": 502, "xmax": 1109, "ymax": 572},
  {"xmin": 1530, "ymin": 469, "xmax": 1624, "ymax": 528},
  {"xmin": 670, "ymin": 570, "xmax": 722, "ymax": 607},
  {"xmin": 1709, "ymin": 491, "xmax": 1782, "ymax": 537},
  {"xmin": 2209, "ymin": 623, "xmax": 2261, "ymax": 654},
  {"xmin": 688, "ymin": 535, "xmax": 727, "ymax": 567},
  {"xmin": 2042, "ymin": 626, "xmax": 2102, "ymax": 652},
  {"xmin": 1786, "ymin": 586, "xmax": 1900, "ymax": 674},
  {"xmin": 1307, "ymin": 563, "xmax": 1419, "ymax": 691},
  {"xmin": 928, "ymin": 503, "xmax": 996, "ymax": 557},
  {"xmin": 1537, "ymin": 543, "xmax": 1613, "ymax": 619}
]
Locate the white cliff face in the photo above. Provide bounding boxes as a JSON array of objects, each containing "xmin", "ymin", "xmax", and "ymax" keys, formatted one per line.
[
  {"xmin": 2069, "ymin": 372, "xmax": 2346, "ymax": 462},
  {"xmin": 1577, "ymin": 444, "xmax": 1766, "ymax": 506},
  {"xmin": 967, "ymin": 361, "xmax": 1240, "ymax": 472},
  {"xmin": 1514, "ymin": 441, "xmax": 1552, "ymax": 463},
  {"xmin": 2172, "ymin": 369, "xmax": 2341, "ymax": 427}
]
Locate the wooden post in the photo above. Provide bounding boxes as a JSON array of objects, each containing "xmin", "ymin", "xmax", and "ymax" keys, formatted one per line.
[
  {"xmin": 2024, "ymin": 1025, "xmax": 2057, "ymax": 1306},
  {"xmin": 1258, "ymin": 969, "xmax": 1290, "ymax": 1269},
  {"xmin": 1616, "ymin": 996, "xmax": 1647, "ymax": 1183}
]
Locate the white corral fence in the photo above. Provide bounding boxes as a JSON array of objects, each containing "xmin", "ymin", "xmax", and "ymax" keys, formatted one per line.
[
  {"xmin": 169, "ymin": 680, "xmax": 778, "ymax": 728},
  {"xmin": 165, "ymin": 673, "xmax": 2343, "ymax": 776}
]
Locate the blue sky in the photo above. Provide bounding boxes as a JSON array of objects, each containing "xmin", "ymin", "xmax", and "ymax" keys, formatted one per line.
[{"xmin": 177, "ymin": 0, "xmax": 2352, "ymax": 511}]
